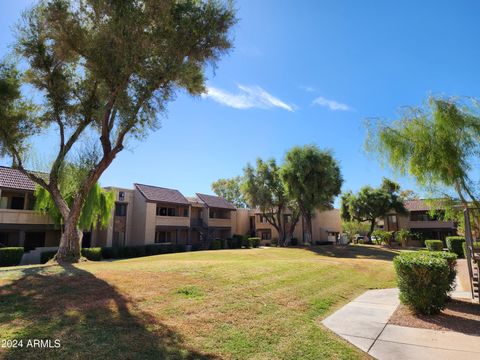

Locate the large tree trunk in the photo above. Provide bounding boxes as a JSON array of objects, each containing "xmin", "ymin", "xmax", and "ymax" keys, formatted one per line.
[
  {"xmin": 304, "ymin": 214, "xmax": 313, "ymax": 245},
  {"xmin": 369, "ymin": 219, "xmax": 376, "ymax": 237},
  {"xmin": 56, "ymin": 221, "xmax": 83, "ymax": 263}
]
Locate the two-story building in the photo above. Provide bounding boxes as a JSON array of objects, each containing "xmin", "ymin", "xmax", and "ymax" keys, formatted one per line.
[
  {"xmin": 0, "ymin": 166, "xmax": 60, "ymax": 250},
  {"xmin": 382, "ymin": 199, "xmax": 457, "ymax": 241}
]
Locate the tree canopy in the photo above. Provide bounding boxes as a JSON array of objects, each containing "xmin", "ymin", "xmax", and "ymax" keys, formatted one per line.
[
  {"xmin": 281, "ymin": 145, "xmax": 343, "ymax": 244},
  {"xmin": 242, "ymin": 158, "xmax": 300, "ymax": 246},
  {"xmin": 366, "ymin": 97, "xmax": 480, "ymax": 208},
  {"xmin": 340, "ymin": 178, "xmax": 406, "ymax": 235},
  {"xmin": 0, "ymin": 0, "xmax": 236, "ymax": 262},
  {"xmin": 211, "ymin": 176, "xmax": 247, "ymax": 208}
]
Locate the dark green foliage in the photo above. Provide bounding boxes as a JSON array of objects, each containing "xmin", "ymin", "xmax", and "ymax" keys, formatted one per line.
[
  {"xmin": 462, "ymin": 241, "xmax": 480, "ymax": 258},
  {"xmin": 290, "ymin": 238, "xmax": 298, "ymax": 246},
  {"xmin": 81, "ymin": 248, "xmax": 102, "ymax": 261},
  {"xmin": 419, "ymin": 250, "xmax": 457, "ymax": 286},
  {"xmin": 249, "ymin": 237, "xmax": 261, "ymax": 248},
  {"xmin": 190, "ymin": 243, "xmax": 203, "ymax": 251},
  {"xmin": 101, "ymin": 247, "xmax": 116, "ymax": 259},
  {"xmin": 394, "ymin": 251, "xmax": 455, "ymax": 314},
  {"xmin": 227, "ymin": 237, "xmax": 240, "ymax": 249},
  {"xmin": 371, "ymin": 230, "xmax": 394, "ymax": 246},
  {"xmin": 123, "ymin": 246, "xmax": 147, "ymax": 258},
  {"xmin": 174, "ymin": 244, "xmax": 186, "ymax": 253},
  {"xmin": 445, "ymin": 236, "xmax": 465, "ymax": 258},
  {"xmin": 0, "ymin": 247, "xmax": 24, "ymax": 267},
  {"xmin": 145, "ymin": 244, "xmax": 173, "ymax": 256},
  {"xmin": 243, "ymin": 237, "xmax": 253, "ymax": 248},
  {"xmin": 40, "ymin": 250, "xmax": 57, "ymax": 264},
  {"xmin": 210, "ymin": 239, "xmax": 222, "ymax": 250},
  {"xmin": 425, "ymin": 240, "xmax": 443, "ymax": 251}
]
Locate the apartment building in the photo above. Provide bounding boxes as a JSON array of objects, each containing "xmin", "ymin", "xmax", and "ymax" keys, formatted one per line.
[
  {"xmin": 0, "ymin": 166, "xmax": 60, "ymax": 250},
  {"xmin": 382, "ymin": 199, "xmax": 457, "ymax": 241},
  {"xmin": 0, "ymin": 166, "xmax": 342, "ymax": 255}
]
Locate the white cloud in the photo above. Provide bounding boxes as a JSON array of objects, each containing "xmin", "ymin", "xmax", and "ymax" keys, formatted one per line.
[
  {"xmin": 312, "ymin": 96, "xmax": 352, "ymax": 111},
  {"xmin": 202, "ymin": 85, "xmax": 294, "ymax": 112},
  {"xmin": 299, "ymin": 85, "xmax": 316, "ymax": 93}
]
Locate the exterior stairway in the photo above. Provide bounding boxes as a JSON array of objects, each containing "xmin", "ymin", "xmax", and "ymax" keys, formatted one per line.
[{"xmin": 473, "ymin": 262, "xmax": 479, "ymax": 302}]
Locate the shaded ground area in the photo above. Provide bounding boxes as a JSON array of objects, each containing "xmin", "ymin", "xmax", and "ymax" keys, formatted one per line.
[
  {"xmin": 0, "ymin": 246, "xmax": 396, "ymax": 359},
  {"xmin": 389, "ymin": 300, "xmax": 480, "ymax": 336},
  {"xmin": 308, "ymin": 244, "xmax": 399, "ymax": 261}
]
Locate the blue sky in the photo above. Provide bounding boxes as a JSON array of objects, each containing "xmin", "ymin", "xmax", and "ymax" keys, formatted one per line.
[{"xmin": 2, "ymin": 1, "xmax": 480, "ymax": 201}]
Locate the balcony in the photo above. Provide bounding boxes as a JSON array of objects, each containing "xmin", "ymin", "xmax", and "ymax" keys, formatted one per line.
[
  {"xmin": 155, "ymin": 215, "xmax": 189, "ymax": 227},
  {"xmin": 0, "ymin": 209, "xmax": 53, "ymax": 225},
  {"xmin": 407, "ymin": 220, "xmax": 455, "ymax": 229},
  {"xmin": 207, "ymin": 217, "xmax": 232, "ymax": 228}
]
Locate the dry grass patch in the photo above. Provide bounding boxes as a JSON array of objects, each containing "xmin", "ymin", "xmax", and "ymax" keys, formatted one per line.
[{"xmin": 0, "ymin": 245, "xmax": 396, "ymax": 359}]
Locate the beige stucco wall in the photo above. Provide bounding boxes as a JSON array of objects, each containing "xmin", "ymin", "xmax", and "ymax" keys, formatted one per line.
[
  {"xmin": 130, "ymin": 189, "xmax": 148, "ymax": 245},
  {"xmin": 233, "ymin": 208, "xmax": 251, "ymax": 235},
  {"xmin": 0, "ymin": 209, "xmax": 54, "ymax": 225}
]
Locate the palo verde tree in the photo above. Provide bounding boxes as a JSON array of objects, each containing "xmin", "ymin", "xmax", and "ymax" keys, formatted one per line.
[
  {"xmin": 366, "ymin": 97, "xmax": 480, "ymax": 224},
  {"xmin": 242, "ymin": 158, "xmax": 300, "ymax": 246},
  {"xmin": 340, "ymin": 178, "xmax": 407, "ymax": 236},
  {"xmin": 211, "ymin": 176, "xmax": 247, "ymax": 208},
  {"xmin": 281, "ymin": 145, "xmax": 343, "ymax": 245},
  {"xmin": 0, "ymin": 0, "xmax": 236, "ymax": 262}
]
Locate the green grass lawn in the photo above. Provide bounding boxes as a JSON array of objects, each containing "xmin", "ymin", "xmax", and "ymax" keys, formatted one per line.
[{"xmin": 0, "ymin": 245, "xmax": 398, "ymax": 360}]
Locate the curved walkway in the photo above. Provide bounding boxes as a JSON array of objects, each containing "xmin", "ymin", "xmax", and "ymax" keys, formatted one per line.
[{"xmin": 322, "ymin": 288, "xmax": 480, "ymax": 359}]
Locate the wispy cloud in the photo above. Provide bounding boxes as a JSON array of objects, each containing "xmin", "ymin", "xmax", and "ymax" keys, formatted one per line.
[
  {"xmin": 312, "ymin": 96, "xmax": 352, "ymax": 111},
  {"xmin": 299, "ymin": 85, "xmax": 316, "ymax": 93},
  {"xmin": 202, "ymin": 85, "xmax": 294, "ymax": 112}
]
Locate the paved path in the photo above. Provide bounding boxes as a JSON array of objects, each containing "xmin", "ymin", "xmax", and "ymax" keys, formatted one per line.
[{"xmin": 322, "ymin": 288, "xmax": 480, "ymax": 359}]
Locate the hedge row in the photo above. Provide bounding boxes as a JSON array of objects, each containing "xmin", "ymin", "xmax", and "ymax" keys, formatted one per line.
[
  {"xmin": 0, "ymin": 247, "xmax": 24, "ymax": 267},
  {"xmin": 445, "ymin": 236, "xmax": 465, "ymax": 258},
  {"xmin": 394, "ymin": 250, "xmax": 457, "ymax": 315},
  {"xmin": 209, "ymin": 236, "xmax": 261, "ymax": 250},
  {"xmin": 425, "ymin": 239, "xmax": 443, "ymax": 251}
]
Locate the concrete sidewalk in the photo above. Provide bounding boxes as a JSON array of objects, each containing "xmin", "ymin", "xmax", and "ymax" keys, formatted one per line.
[{"xmin": 322, "ymin": 288, "xmax": 480, "ymax": 359}]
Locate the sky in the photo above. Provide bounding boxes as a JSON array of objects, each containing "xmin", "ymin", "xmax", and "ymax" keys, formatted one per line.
[{"xmin": 2, "ymin": 1, "xmax": 480, "ymax": 202}]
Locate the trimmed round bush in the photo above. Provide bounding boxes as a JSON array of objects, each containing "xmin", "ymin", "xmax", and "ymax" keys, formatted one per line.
[
  {"xmin": 445, "ymin": 236, "xmax": 465, "ymax": 258},
  {"xmin": 242, "ymin": 237, "xmax": 253, "ymax": 248},
  {"xmin": 81, "ymin": 248, "xmax": 102, "ymax": 261},
  {"xmin": 210, "ymin": 239, "xmax": 222, "ymax": 250},
  {"xmin": 394, "ymin": 251, "xmax": 455, "ymax": 314},
  {"xmin": 249, "ymin": 237, "xmax": 261, "ymax": 248},
  {"xmin": 0, "ymin": 247, "xmax": 24, "ymax": 267},
  {"xmin": 419, "ymin": 250, "xmax": 457, "ymax": 286},
  {"xmin": 41, "ymin": 250, "xmax": 57, "ymax": 264},
  {"xmin": 425, "ymin": 239, "xmax": 443, "ymax": 251}
]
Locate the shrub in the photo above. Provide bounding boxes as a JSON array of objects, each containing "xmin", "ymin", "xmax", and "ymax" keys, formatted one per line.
[
  {"xmin": 145, "ymin": 244, "xmax": 163, "ymax": 256},
  {"xmin": 210, "ymin": 239, "xmax": 222, "ymax": 250},
  {"xmin": 425, "ymin": 240, "xmax": 443, "ymax": 251},
  {"xmin": 419, "ymin": 250, "xmax": 457, "ymax": 286},
  {"xmin": 227, "ymin": 237, "xmax": 240, "ymax": 249},
  {"xmin": 81, "ymin": 248, "xmax": 102, "ymax": 261},
  {"xmin": 123, "ymin": 245, "xmax": 146, "ymax": 258},
  {"xmin": 0, "ymin": 247, "xmax": 24, "ymax": 267},
  {"xmin": 271, "ymin": 238, "xmax": 279, "ymax": 246},
  {"xmin": 242, "ymin": 237, "xmax": 253, "ymax": 248},
  {"xmin": 371, "ymin": 230, "xmax": 393, "ymax": 246},
  {"xmin": 174, "ymin": 244, "xmax": 186, "ymax": 253},
  {"xmin": 395, "ymin": 229, "xmax": 410, "ymax": 247},
  {"xmin": 462, "ymin": 241, "xmax": 480, "ymax": 258},
  {"xmin": 190, "ymin": 243, "xmax": 203, "ymax": 251},
  {"xmin": 249, "ymin": 237, "xmax": 261, "ymax": 248},
  {"xmin": 394, "ymin": 251, "xmax": 454, "ymax": 314},
  {"xmin": 40, "ymin": 250, "xmax": 57, "ymax": 264},
  {"xmin": 445, "ymin": 236, "xmax": 465, "ymax": 258},
  {"xmin": 101, "ymin": 247, "xmax": 115, "ymax": 259},
  {"xmin": 290, "ymin": 237, "xmax": 298, "ymax": 246}
]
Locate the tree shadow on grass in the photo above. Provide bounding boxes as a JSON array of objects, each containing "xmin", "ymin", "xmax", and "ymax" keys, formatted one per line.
[
  {"xmin": 0, "ymin": 264, "xmax": 218, "ymax": 360},
  {"xmin": 306, "ymin": 244, "xmax": 399, "ymax": 261}
]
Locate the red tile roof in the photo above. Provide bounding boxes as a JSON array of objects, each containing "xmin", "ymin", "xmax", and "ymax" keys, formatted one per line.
[
  {"xmin": 196, "ymin": 193, "xmax": 236, "ymax": 210},
  {"xmin": 135, "ymin": 183, "xmax": 189, "ymax": 205},
  {"xmin": 0, "ymin": 166, "xmax": 39, "ymax": 191}
]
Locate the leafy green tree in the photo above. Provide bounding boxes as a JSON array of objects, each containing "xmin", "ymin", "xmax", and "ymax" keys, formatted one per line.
[
  {"xmin": 0, "ymin": 0, "xmax": 236, "ymax": 262},
  {"xmin": 366, "ymin": 97, "xmax": 480, "ymax": 209},
  {"xmin": 281, "ymin": 145, "xmax": 343, "ymax": 245},
  {"xmin": 211, "ymin": 176, "xmax": 247, "ymax": 208},
  {"xmin": 340, "ymin": 178, "xmax": 407, "ymax": 235},
  {"xmin": 342, "ymin": 221, "xmax": 370, "ymax": 242},
  {"xmin": 242, "ymin": 158, "xmax": 300, "ymax": 246}
]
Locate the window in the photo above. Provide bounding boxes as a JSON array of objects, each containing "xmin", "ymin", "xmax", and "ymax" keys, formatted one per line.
[
  {"xmin": 115, "ymin": 203, "xmax": 127, "ymax": 216},
  {"xmin": 10, "ymin": 196, "xmax": 25, "ymax": 210},
  {"xmin": 261, "ymin": 230, "xmax": 271, "ymax": 240},
  {"xmin": 155, "ymin": 231, "xmax": 172, "ymax": 243},
  {"xmin": 183, "ymin": 207, "xmax": 189, "ymax": 217},
  {"xmin": 156, "ymin": 206, "xmax": 178, "ymax": 216},
  {"xmin": 118, "ymin": 191, "xmax": 125, "ymax": 201},
  {"xmin": 258, "ymin": 215, "xmax": 268, "ymax": 224}
]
